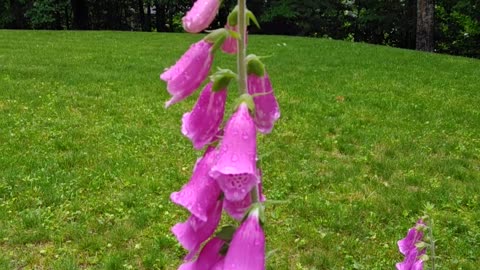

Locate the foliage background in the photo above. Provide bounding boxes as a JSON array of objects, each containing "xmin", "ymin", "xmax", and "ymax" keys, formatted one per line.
[{"xmin": 0, "ymin": 0, "xmax": 479, "ymax": 58}]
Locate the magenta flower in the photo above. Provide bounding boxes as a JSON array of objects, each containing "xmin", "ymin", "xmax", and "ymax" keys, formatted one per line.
[
  {"xmin": 396, "ymin": 220, "xmax": 426, "ymax": 270},
  {"xmin": 398, "ymin": 220, "xmax": 425, "ymax": 255},
  {"xmin": 181, "ymin": 83, "xmax": 227, "ymax": 150},
  {"xmin": 221, "ymin": 24, "xmax": 248, "ymax": 55},
  {"xmin": 224, "ymin": 170, "xmax": 265, "ymax": 220},
  {"xmin": 209, "ymin": 103, "xmax": 258, "ymax": 201},
  {"xmin": 396, "ymin": 249, "xmax": 424, "ymax": 270},
  {"xmin": 178, "ymin": 237, "xmax": 225, "ymax": 270},
  {"xmin": 247, "ymin": 72, "xmax": 280, "ymax": 134},
  {"xmin": 160, "ymin": 40, "xmax": 213, "ymax": 107},
  {"xmin": 182, "ymin": 0, "xmax": 221, "ymax": 33},
  {"xmin": 224, "ymin": 208, "xmax": 265, "ymax": 270},
  {"xmin": 170, "ymin": 147, "xmax": 221, "ymax": 221},
  {"xmin": 172, "ymin": 199, "xmax": 223, "ymax": 260}
]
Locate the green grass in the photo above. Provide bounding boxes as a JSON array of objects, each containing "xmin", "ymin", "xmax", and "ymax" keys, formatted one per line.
[{"xmin": 0, "ymin": 30, "xmax": 479, "ymax": 269}]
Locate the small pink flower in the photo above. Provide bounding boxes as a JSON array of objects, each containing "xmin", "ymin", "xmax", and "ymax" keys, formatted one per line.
[
  {"xmin": 247, "ymin": 72, "xmax": 280, "ymax": 134},
  {"xmin": 221, "ymin": 24, "xmax": 248, "ymax": 54},
  {"xmin": 224, "ymin": 208, "xmax": 265, "ymax": 270},
  {"xmin": 182, "ymin": 0, "xmax": 221, "ymax": 33},
  {"xmin": 172, "ymin": 199, "xmax": 223, "ymax": 260},
  {"xmin": 178, "ymin": 237, "xmax": 225, "ymax": 270},
  {"xmin": 209, "ymin": 103, "xmax": 258, "ymax": 201},
  {"xmin": 396, "ymin": 220, "xmax": 426, "ymax": 270},
  {"xmin": 160, "ymin": 40, "xmax": 213, "ymax": 107},
  {"xmin": 182, "ymin": 83, "xmax": 227, "ymax": 150},
  {"xmin": 170, "ymin": 147, "xmax": 221, "ymax": 221}
]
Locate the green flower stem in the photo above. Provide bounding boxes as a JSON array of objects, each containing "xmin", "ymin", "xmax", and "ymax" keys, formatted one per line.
[
  {"xmin": 237, "ymin": 0, "xmax": 247, "ymax": 95},
  {"xmin": 237, "ymin": 0, "xmax": 259, "ymax": 204}
]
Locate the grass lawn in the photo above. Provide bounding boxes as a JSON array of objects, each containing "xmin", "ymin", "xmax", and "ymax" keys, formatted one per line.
[{"xmin": 0, "ymin": 30, "xmax": 479, "ymax": 269}]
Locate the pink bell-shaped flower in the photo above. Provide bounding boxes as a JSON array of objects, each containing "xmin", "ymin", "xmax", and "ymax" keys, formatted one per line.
[
  {"xmin": 396, "ymin": 248, "xmax": 424, "ymax": 270},
  {"xmin": 224, "ymin": 207, "xmax": 265, "ymax": 270},
  {"xmin": 182, "ymin": 0, "xmax": 220, "ymax": 33},
  {"xmin": 398, "ymin": 220, "xmax": 425, "ymax": 255},
  {"xmin": 248, "ymin": 72, "xmax": 280, "ymax": 134},
  {"xmin": 160, "ymin": 40, "xmax": 214, "ymax": 107},
  {"xmin": 178, "ymin": 237, "xmax": 225, "ymax": 270},
  {"xmin": 182, "ymin": 82, "xmax": 227, "ymax": 150},
  {"xmin": 209, "ymin": 103, "xmax": 258, "ymax": 202},
  {"xmin": 172, "ymin": 199, "xmax": 223, "ymax": 260},
  {"xmin": 221, "ymin": 23, "xmax": 247, "ymax": 55},
  {"xmin": 224, "ymin": 170, "xmax": 265, "ymax": 220},
  {"xmin": 170, "ymin": 147, "xmax": 221, "ymax": 221}
]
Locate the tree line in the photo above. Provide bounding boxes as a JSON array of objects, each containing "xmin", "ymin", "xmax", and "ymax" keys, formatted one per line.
[{"xmin": 1, "ymin": 0, "xmax": 479, "ymax": 58}]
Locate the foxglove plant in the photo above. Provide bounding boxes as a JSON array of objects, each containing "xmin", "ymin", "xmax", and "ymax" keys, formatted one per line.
[
  {"xmin": 396, "ymin": 212, "xmax": 436, "ymax": 270},
  {"xmin": 160, "ymin": 0, "xmax": 279, "ymax": 268}
]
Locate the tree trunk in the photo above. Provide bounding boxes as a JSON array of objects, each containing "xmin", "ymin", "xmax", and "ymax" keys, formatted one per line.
[
  {"xmin": 155, "ymin": 0, "xmax": 167, "ymax": 32},
  {"xmin": 416, "ymin": 0, "xmax": 435, "ymax": 51},
  {"xmin": 138, "ymin": 0, "xmax": 146, "ymax": 31},
  {"xmin": 71, "ymin": 0, "xmax": 89, "ymax": 30},
  {"xmin": 146, "ymin": 2, "xmax": 151, "ymax": 31}
]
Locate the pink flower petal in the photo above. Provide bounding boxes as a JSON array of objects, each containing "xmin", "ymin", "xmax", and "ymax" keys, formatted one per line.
[
  {"xmin": 224, "ymin": 209, "xmax": 265, "ymax": 270},
  {"xmin": 182, "ymin": 83, "xmax": 227, "ymax": 150},
  {"xmin": 247, "ymin": 73, "xmax": 280, "ymax": 134},
  {"xmin": 210, "ymin": 103, "xmax": 258, "ymax": 201},
  {"xmin": 170, "ymin": 147, "xmax": 221, "ymax": 221},
  {"xmin": 160, "ymin": 40, "xmax": 213, "ymax": 107},
  {"xmin": 182, "ymin": 0, "xmax": 220, "ymax": 33}
]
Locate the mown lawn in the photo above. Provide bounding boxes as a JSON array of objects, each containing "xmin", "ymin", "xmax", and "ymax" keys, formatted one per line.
[{"xmin": 0, "ymin": 30, "xmax": 479, "ymax": 270}]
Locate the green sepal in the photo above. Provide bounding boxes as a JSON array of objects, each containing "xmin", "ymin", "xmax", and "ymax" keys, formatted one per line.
[
  {"xmin": 227, "ymin": 6, "xmax": 239, "ymax": 26},
  {"xmin": 240, "ymin": 203, "xmax": 265, "ymax": 226},
  {"xmin": 210, "ymin": 68, "xmax": 237, "ymax": 92},
  {"xmin": 419, "ymin": 254, "xmax": 429, "ymax": 261},
  {"xmin": 415, "ymin": 241, "xmax": 428, "ymax": 250},
  {"xmin": 215, "ymin": 225, "xmax": 237, "ymax": 241},
  {"xmin": 204, "ymin": 28, "xmax": 229, "ymax": 52},
  {"xmin": 246, "ymin": 10, "xmax": 261, "ymax": 29},
  {"xmin": 246, "ymin": 54, "xmax": 265, "ymax": 77},
  {"xmin": 235, "ymin": 94, "xmax": 255, "ymax": 113},
  {"xmin": 227, "ymin": 29, "xmax": 241, "ymax": 40}
]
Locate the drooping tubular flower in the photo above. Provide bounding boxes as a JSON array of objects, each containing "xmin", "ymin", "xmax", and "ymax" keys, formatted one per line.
[
  {"xmin": 224, "ymin": 169, "xmax": 265, "ymax": 220},
  {"xmin": 170, "ymin": 147, "xmax": 220, "ymax": 221},
  {"xmin": 396, "ymin": 220, "xmax": 426, "ymax": 270},
  {"xmin": 398, "ymin": 220, "xmax": 425, "ymax": 255},
  {"xmin": 182, "ymin": 0, "xmax": 221, "ymax": 33},
  {"xmin": 209, "ymin": 102, "xmax": 258, "ymax": 202},
  {"xmin": 246, "ymin": 55, "xmax": 280, "ymax": 134},
  {"xmin": 224, "ymin": 207, "xmax": 265, "ymax": 270},
  {"xmin": 182, "ymin": 69, "xmax": 236, "ymax": 150},
  {"xmin": 178, "ymin": 237, "xmax": 225, "ymax": 270},
  {"xmin": 172, "ymin": 199, "xmax": 223, "ymax": 260},
  {"xmin": 182, "ymin": 83, "xmax": 226, "ymax": 149},
  {"xmin": 160, "ymin": 40, "xmax": 214, "ymax": 107}
]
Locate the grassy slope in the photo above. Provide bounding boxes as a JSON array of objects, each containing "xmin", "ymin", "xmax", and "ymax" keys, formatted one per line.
[{"xmin": 0, "ymin": 30, "xmax": 479, "ymax": 269}]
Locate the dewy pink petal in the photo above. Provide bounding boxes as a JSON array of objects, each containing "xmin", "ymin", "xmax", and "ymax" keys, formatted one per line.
[
  {"xmin": 160, "ymin": 40, "xmax": 213, "ymax": 107},
  {"xmin": 224, "ymin": 209, "xmax": 265, "ymax": 270},
  {"xmin": 247, "ymin": 73, "xmax": 280, "ymax": 134},
  {"xmin": 178, "ymin": 237, "xmax": 225, "ymax": 270},
  {"xmin": 224, "ymin": 170, "xmax": 265, "ymax": 220},
  {"xmin": 170, "ymin": 147, "xmax": 221, "ymax": 221},
  {"xmin": 221, "ymin": 24, "xmax": 248, "ymax": 55},
  {"xmin": 209, "ymin": 103, "xmax": 258, "ymax": 201},
  {"xmin": 182, "ymin": 83, "xmax": 227, "ymax": 150},
  {"xmin": 182, "ymin": 0, "xmax": 220, "ymax": 33},
  {"xmin": 171, "ymin": 199, "xmax": 223, "ymax": 260}
]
